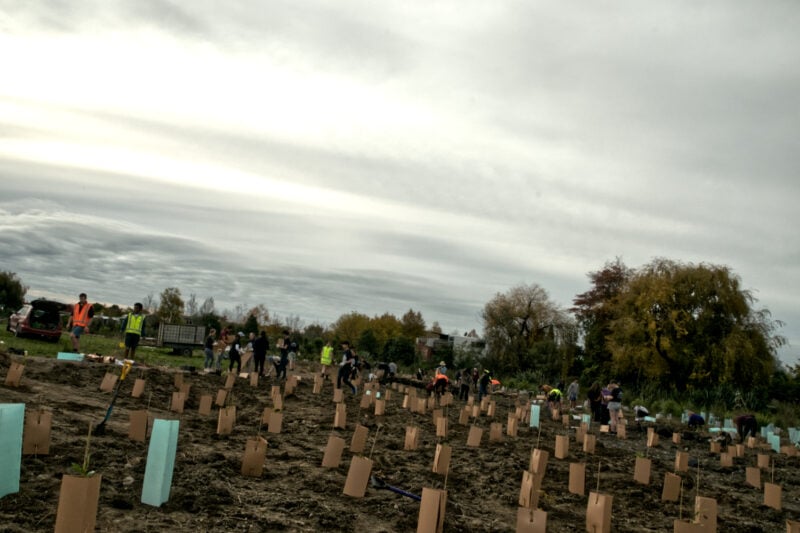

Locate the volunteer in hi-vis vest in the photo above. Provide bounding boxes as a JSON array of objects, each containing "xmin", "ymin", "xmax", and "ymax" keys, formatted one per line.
[
  {"xmin": 320, "ymin": 340, "xmax": 334, "ymax": 378},
  {"xmin": 68, "ymin": 292, "xmax": 94, "ymax": 353},
  {"xmin": 122, "ymin": 303, "xmax": 146, "ymax": 360}
]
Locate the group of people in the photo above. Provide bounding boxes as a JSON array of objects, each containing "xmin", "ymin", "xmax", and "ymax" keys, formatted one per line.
[
  {"xmin": 66, "ymin": 293, "xmax": 146, "ymax": 360},
  {"xmin": 687, "ymin": 411, "xmax": 760, "ymax": 442},
  {"xmin": 419, "ymin": 364, "xmax": 495, "ymax": 402},
  {"xmin": 584, "ymin": 381, "xmax": 625, "ymax": 432},
  {"xmin": 203, "ymin": 328, "xmax": 297, "ymax": 378}
]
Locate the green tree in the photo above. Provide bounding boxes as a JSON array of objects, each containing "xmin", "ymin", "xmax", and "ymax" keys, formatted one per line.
[
  {"xmin": 0, "ymin": 271, "xmax": 27, "ymax": 315},
  {"xmin": 482, "ymin": 283, "xmax": 575, "ymax": 379},
  {"xmin": 571, "ymin": 258, "xmax": 632, "ymax": 383},
  {"xmin": 243, "ymin": 314, "xmax": 259, "ymax": 336},
  {"xmin": 382, "ymin": 336, "xmax": 417, "ymax": 367},
  {"xmin": 332, "ymin": 311, "xmax": 370, "ymax": 344},
  {"xmin": 369, "ymin": 313, "xmax": 402, "ymax": 353},
  {"xmin": 358, "ymin": 329, "xmax": 379, "ymax": 357},
  {"xmin": 401, "ymin": 309, "xmax": 426, "ymax": 339},
  {"xmin": 606, "ymin": 259, "xmax": 783, "ymax": 391},
  {"xmin": 200, "ymin": 312, "xmax": 221, "ymax": 335},
  {"xmin": 157, "ymin": 287, "xmax": 184, "ymax": 324}
]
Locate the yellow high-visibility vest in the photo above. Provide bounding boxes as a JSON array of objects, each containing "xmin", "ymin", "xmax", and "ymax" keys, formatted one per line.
[
  {"xmin": 320, "ymin": 345, "xmax": 334, "ymax": 365},
  {"xmin": 125, "ymin": 313, "xmax": 145, "ymax": 335}
]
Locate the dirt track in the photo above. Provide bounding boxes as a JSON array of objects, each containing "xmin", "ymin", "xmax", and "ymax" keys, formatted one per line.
[{"xmin": 1, "ymin": 351, "xmax": 798, "ymax": 532}]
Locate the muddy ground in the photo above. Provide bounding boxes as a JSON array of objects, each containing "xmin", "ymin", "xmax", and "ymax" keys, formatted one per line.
[{"xmin": 0, "ymin": 351, "xmax": 798, "ymax": 532}]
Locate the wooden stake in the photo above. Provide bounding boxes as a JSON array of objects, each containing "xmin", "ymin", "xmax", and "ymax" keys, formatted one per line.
[
  {"xmin": 696, "ymin": 455, "xmax": 701, "ymax": 495},
  {"xmin": 368, "ymin": 424, "xmax": 382, "ymax": 460},
  {"xmin": 596, "ymin": 459, "xmax": 601, "ymax": 493}
]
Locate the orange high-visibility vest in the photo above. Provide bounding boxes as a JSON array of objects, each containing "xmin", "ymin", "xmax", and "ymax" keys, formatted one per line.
[{"xmin": 72, "ymin": 303, "xmax": 91, "ymax": 328}]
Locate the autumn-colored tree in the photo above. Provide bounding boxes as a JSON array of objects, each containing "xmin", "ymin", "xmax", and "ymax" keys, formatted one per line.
[
  {"xmin": 400, "ymin": 309, "xmax": 426, "ymax": 340},
  {"xmin": 248, "ymin": 304, "xmax": 270, "ymax": 326},
  {"xmin": 332, "ymin": 311, "xmax": 370, "ymax": 345},
  {"xmin": 606, "ymin": 259, "xmax": 783, "ymax": 391},
  {"xmin": 482, "ymin": 283, "xmax": 575, "ymax": 379},
  {"xmin": 369, "ymin": 312, "xmax": 403, "ymax": 352}
]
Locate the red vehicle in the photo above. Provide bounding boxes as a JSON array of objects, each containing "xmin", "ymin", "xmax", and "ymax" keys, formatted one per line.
[{"xmin": 6, "ymin": 299, "xmax": 67, "ymax": 342}]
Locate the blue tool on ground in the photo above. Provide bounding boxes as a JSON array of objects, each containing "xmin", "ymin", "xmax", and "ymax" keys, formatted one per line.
[{"xmin": 370, "ymin": 475, "xmax": 421, "ymax": 501}]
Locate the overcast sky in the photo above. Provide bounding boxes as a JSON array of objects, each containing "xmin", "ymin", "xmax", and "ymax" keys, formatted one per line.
[{"xmin": 1, "ymin": 1, "xmax": 798, "ymax": 364}]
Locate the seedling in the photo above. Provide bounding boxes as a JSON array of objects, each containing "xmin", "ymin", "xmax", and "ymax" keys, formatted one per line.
[{"xmin": 70, "ymin": 423, "xmax": 96, "ymax": 477}]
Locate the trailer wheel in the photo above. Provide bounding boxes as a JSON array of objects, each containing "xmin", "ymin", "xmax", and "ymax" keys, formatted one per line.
[{"xmin": 182, "ymin": 348, "xmax": 193, "ymax": 357}]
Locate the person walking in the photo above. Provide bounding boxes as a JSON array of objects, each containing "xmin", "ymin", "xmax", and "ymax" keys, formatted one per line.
[
  {"xmin": 606, "ymin": 382, "xmax": 623, "ymax": 433},
  {"xmin": 67, "ymin": 292, "xmax": 94, "ymax": 353},
  {"xmin": 120, "ymin": 303, "xmax": 146, "ymax": 361},
  {"xmin": 458, "ymin": 368, "xmax": 470, "ymax": 401},
  {"xmin": 228, "ymin": 332, "xmax": 243, "ymax": 374},
  {"xmin": 253, "ymin": 331, "xmax": 269, "ymax": 376},
  {"xmin": 320, "ymin": 340, "xmax": 334, "ymax": 379},
  {"xmin": 478, "ymin": 369, "xmax": 492, "ymax": 401},
  {"xmin": 203, "ymin": 328, "xmax": 217, "ymax": 369},
  {"xmin": 337, "ymin": 341, "xmax": 357, "ymax": 394},
  {"xmin": 566, "ymin": 378, "xmax": 580, "ymax": 411},
  {"xmin": 273, "ymin": 330, "xmax": 290, "ymax": 380}
]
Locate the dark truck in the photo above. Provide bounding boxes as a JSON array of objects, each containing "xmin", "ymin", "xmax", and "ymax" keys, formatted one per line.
[{"xmin": 147, "ymin": 323, "xmax": 207, "ymax": 356}]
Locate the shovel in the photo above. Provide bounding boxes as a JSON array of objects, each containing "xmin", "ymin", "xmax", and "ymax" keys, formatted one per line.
[
  {"xmin": 370, "ymin": 475, "xmax": 421, "ymax": 501},
  {"xmin": 94, "ymin": 360, "xmax": 133, "ymax": 435}
]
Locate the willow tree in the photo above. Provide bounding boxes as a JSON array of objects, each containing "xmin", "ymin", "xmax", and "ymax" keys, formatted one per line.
[
  {"xmin": 482, "ymin": 283, "xmax": 576, "ymax": 379},
  {"xmin": 606, "ymin": 259, "xmax": 783, "ymax": 391}
]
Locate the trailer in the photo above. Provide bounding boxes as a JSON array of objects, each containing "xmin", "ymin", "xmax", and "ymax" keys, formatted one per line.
[{"xmin": 156, "ymin": 323, "xmax": 206, "ymax": 356}]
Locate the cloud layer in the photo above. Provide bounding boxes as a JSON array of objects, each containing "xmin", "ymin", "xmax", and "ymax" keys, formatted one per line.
[{"xmin": 1, "ymin": 1, "xmax": 798, "ymax": 362}]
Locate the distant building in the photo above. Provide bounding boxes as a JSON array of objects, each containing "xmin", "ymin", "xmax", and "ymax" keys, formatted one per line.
[{"xmin": 416, "ymin": 331, "xmax": 486, "ymax": 361}]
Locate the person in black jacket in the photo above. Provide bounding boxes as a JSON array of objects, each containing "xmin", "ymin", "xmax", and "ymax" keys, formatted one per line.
[
  {"xmin": 273, "ymin": 330, "xmax": 290, "ymax": 380},
  {"xmin": 253, "ymin": 331, "xmax": 269, "ymax": 376},
  {"xmin": 337, "ymin": 341, "xmax": 357, "ymax": 394},
  {"xmin": 734, "ymin": 414, "xmax": 758, "ymax": 442},
  {"xmin": 478, "ymin": 369, "xmax": 492, "ymax": 401},
  {"xmin": 229, "ymin": 332, "xmax": 243, "ymax": 374},
  {"xmin": 586, "ymin": 381, "xmax": 604, "ymax": 425}
]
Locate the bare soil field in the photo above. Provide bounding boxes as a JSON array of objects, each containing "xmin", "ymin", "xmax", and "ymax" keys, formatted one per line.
[{"xmin": 1, "ymin": 351, "xmax": 798, "ymax": 532}]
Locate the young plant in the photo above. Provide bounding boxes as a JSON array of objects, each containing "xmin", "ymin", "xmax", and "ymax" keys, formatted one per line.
[{"xmin": 70, "ymin": 423, "xmax": 96, "ymax": 477}]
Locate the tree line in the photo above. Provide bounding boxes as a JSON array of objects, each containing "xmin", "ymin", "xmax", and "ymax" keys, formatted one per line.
[{"xmin": 2, "ymin": 258, "xmax": 797, "ymax": 414}]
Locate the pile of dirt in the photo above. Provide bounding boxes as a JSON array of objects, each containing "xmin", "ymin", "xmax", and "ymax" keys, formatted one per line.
[{"xmin": 0, "ymin": 353, "xmax": 798, "ymax": 532}]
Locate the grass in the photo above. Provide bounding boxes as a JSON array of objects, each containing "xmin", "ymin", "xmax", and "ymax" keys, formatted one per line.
[{"xmin": 0, "ymin": 325, "xmax": 199, "ymax": 369}]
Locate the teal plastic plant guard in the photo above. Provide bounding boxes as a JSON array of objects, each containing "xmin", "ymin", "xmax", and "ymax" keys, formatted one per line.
[
  {"xmin": 57, "ymin": 352, "xmax": 84, "ymax": 361},
  {"xmin": 141, "ymin": 419, "xmax": 180, "ymax": 506},
  {"xmin": 529, "ymin": 403, "xmax": 540, "ymax": 428},
  {"xmin": 0, "ymin": 404, "xmax": 25, "ymax": 498}
]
